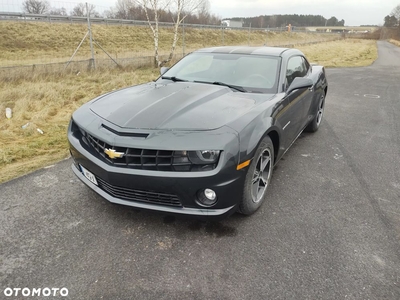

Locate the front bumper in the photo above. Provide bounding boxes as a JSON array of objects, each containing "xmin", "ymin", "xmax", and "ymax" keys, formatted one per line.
[
  {"xmin": 71, "ymin": 164, "xmax": 237, "ymax": 218},
  {"xmin": 68, "ymin": 119, "xmax": 246, "ymax": 218}
]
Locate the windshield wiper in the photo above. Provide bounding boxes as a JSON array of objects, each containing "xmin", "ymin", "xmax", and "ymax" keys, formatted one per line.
[
  {"xmin": 194, "ymin": 80, "xmax": 247, "ymax": 92},
  {"xmin": 161, "ymin": 76, "xmax": 187, "ymax": 82},
  {"xmin": 212, "ymin": 82, "xmax": 247, "ymax": 92}
]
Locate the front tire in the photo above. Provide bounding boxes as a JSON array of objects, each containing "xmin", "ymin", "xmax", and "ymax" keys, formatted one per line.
[
  {"xmin": 238, "ymin": 136, "xmax": 274, "ymax": 215},
  {"xmin": 305, "ymin": 93, "xmax": 325, "ymax": 132}
]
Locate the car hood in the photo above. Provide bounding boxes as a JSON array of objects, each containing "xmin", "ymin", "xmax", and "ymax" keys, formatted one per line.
[{"xmin": 89, "ymin": 82, "xmax": 275, "ymax": 130}]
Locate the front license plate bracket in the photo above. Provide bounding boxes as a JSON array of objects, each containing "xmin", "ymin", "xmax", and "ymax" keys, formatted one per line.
[{"xmin": 80, "ymin": 165, "xmax": 98, "ymax": 186}]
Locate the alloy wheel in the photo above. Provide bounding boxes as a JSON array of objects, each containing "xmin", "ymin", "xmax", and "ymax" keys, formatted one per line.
[
  {"xmin": 251, "ymin": 148, "xmax": 272, "ymax": 203},
  {"xmin": 316, "ymin": 95, "xmax": 325, "ymax": 126}
]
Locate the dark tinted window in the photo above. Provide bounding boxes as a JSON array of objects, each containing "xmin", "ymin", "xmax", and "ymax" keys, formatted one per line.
[{"xmin": 286, "ymin": 56, "xmax": 308, "ymax": 87}]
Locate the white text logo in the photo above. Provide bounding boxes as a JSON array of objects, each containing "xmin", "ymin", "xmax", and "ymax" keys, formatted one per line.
[{"xmin": 4, "ymin": 287, "xmax": 68, "ymax": 297}]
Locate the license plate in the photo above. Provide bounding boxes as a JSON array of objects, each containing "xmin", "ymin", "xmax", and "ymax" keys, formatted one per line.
[{"xmin": 80, "ymin": 165, "xmax": 98, "ymax": 186}]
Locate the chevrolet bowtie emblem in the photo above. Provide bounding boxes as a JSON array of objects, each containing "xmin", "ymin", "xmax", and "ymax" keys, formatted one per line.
[{"xmin": 104, "ymin": 148, "xmax": 124, "ymax": 159}]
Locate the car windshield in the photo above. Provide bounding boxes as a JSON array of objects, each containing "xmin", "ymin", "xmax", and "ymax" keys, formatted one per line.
[{"xmin": 159, "ymin": 52, "xmax": 280, "ymax": 93}]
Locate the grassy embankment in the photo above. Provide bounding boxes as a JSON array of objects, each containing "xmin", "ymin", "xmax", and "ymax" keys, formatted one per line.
[
  {"xmin": 0, "ymin": 21, "xmax": 378, "ymax": 183},
  {"xmin": 0, "ymin": 21, "xmax": 338, "ymax": 67}
]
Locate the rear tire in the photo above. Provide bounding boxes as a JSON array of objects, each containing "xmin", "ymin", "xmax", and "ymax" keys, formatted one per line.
[
  {"xmin": 238, "ymin": 136, "xmax": 274, "ymax": 215},
  {"xmin": 306, "ymin": 93, "xmax": 325, "ymax": 132}
]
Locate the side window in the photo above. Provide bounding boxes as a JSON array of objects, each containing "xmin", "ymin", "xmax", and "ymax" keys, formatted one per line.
[{"xmin": 286, "ymin": 56, "xmax": 308, "ymax": 87}]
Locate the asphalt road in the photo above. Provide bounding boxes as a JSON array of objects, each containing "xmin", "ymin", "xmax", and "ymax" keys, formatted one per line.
[{"xmin": 1, "ymin": 41, "xmax": 400, "ymax": 300}]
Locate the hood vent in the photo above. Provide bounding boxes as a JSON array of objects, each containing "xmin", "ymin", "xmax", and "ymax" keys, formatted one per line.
[{"xmin": 101, "ymin": 124, "xmax": 149, "ymax": 138}]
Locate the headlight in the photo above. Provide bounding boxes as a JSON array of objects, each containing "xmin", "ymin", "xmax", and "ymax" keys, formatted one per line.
[
  {"xmin": 70, "ymin": 119, "xmax": 86, "ymax": 137},
  {"xmin": 188, "ymin": 150, "xmax": 221, "ymax": 164}
]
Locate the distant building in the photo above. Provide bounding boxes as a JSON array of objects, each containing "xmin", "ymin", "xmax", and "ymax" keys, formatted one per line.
[{"xmin": 221, "ymin": 19, "xmax": 243, "ymax": 28}]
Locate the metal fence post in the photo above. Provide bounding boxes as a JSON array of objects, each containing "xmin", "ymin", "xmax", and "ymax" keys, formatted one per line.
[
  {"xmin": 248, "ymin": 23, "xmax": 251, "ymax": 46},
  {"xmin": 221, "ymin": 24, "xmax": 224, "ymax": 45},
  {"xmin": 182, "ymin": 19, "xmax": 185, "ymax": 56},
  {"xmin": 86, "ymin": 2, "xmax": 95, "ymax": 70}
]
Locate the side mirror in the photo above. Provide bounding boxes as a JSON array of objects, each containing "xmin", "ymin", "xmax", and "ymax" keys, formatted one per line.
[
  {"xmin": 160, "ymin": 67, "xmax": 169, "ymax": 76},
  {"xmin": 286, "ymin": 77, "xmax": 313, "ymax": 94}
]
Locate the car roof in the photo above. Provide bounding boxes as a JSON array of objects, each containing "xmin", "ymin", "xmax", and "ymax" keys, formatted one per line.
[{"xmin": 193, "ymin": 46, "xmax": 302, "ymax": 57}]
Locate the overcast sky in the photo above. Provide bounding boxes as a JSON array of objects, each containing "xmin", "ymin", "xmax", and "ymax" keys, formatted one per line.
[
  {"xmin": 3, "ymin": 0, "xmax": 399, "ymax": 26},
  {"xmin": 210, "ymin": 0, "xmax": 399, "ymax": 26}
]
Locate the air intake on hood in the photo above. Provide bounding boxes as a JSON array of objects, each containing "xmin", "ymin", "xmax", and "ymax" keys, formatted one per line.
[{"xmin": 101, "ymin": 124, "xmax": 149, "ymax": 138}]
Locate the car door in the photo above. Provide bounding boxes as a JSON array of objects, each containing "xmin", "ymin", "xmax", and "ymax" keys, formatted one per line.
[
  {"xmin": 298, "ymin": 57, "xmax": 314, "ymax": 126},
  {"xmin": 280, "ymin": 56, "xmax": 313, "ymax": 149}
]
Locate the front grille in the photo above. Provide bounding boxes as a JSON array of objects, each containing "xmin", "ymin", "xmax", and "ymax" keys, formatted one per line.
[
  {"xmin": 87, "ymin": 133, "xmax": 216, "ymax": 172},
  {"xmin": 97, "ymin": 177, "xmax": 182, "ymax": 207}
]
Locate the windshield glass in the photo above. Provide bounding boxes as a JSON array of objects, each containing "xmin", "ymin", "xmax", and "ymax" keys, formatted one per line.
[{"xmin": 159, "ymin": 52, "xmax": 280, "ymax": 93}]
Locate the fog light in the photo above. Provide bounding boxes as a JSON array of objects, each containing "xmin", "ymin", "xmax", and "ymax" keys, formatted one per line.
[
  {"xmin": 196, "ymin": 189, "xmax": 218, "ymax": 207},
  {"xmin": 204, "ymin": 189, "xmax": 216, "ymax": 200}
]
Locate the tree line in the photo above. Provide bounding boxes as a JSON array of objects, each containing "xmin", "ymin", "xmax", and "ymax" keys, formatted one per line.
[
  {"xmin": 230, "ymin": 14, "xmax": 345, "ymax": 28},
  {"xmin": 22, "ymin": 0, "xmax": 221, "ymax": 25},
  {"xmin": 22, "ymin": 0, "xmax": 351, "ymax": 28}
]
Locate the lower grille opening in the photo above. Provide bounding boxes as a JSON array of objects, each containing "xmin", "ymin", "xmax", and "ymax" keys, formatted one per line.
[{"xmin": 96, "ymin": 177, "xmax": 182, "ymax": 207}]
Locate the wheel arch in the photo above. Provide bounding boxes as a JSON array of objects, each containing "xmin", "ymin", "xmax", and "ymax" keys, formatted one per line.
[
  {"xmin": 237, "ymin": 127, "xmax": 279, "ymax": 215},
  {"xmin": 238, "ymin": 119, "xmax": 282, "ymax": 167},
  {"xmin": 266, "ymin": 129, "xmax": 279, "ymax": 163}
]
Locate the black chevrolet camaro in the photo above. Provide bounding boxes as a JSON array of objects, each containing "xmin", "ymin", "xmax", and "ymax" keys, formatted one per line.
[{"xmin": 68, "ymin": 46, "xmax": 328, "ymax": 219}]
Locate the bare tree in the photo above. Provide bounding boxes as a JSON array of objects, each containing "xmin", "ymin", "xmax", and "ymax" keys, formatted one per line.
[
  {"xmin": 391, "ymin": 4, "xmax": 400, "ymax": 21},
  {"xmin": 389, "ymin": 4, "xmax": 400, "ymax": 37},
  {"xmin": 137, "ymin": 0, "xmax": 205, "ymax": 67},
  {"xmin": 104, "ymin": 8, "xmax": 116, "ymax": 19},
  {"xmin": 71, "ymin": 3, "xmax": 100, "ymax": 17},
  {"xmin": 268, "ymin": 15, "xmax": 278, "ymax": 28},
  {"xmin": 395, "ymin": 5, "xmax": 400, "ymax": 37},
  {"xmin": 115, "ymin": 0, "xmax": 134, "ymax": 19},
  {"xmin": 49, "ymin": 7, "xmax": 67, "ymax": 16},
  {"xmin": 136, "ymin": 0, "xmax": 165, "ymax": 67},
  {"xmin": 257, "ymin": 16, "xmax": 265, "ymax": 28},
  {"xmin": 22, "ymin": 0, "xmax": 50, "ymax": 14},
  {"xmin": 197, "ymin": 0, "xmax": 210, "ymax": 24}
]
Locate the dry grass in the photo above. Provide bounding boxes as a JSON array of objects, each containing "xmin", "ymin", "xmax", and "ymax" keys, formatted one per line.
[
  {"xmin": 298, "ymin": 39, "xmax": 378, "ymax": 67},
  {"xmin": 0, "ymin": 67, "xmax": 159, "ymax": 183},
  {"xmin": 389, "ymin": 39, "xmax": 400, "ymax": 47},
  {"xmin": 0, "ymin": 39, "xmax": 378, "ymax": 183},
  {"xmin": 0, "ymin": 21, "xmax": 338, "ymax": 67}
]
